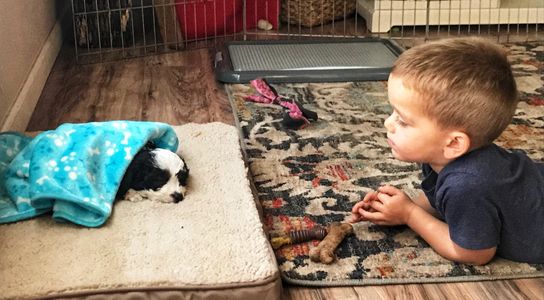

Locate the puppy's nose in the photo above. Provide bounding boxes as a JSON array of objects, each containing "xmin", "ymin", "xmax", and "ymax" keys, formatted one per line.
[{"xmin": 171, "ymin": 192, "xmax": 184, "ymax": 203}]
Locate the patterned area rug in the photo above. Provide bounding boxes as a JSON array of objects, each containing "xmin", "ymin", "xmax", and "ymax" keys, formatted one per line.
[{"xmin": 226, "ymin": 42, "xmax": 544, "ymax": 286}]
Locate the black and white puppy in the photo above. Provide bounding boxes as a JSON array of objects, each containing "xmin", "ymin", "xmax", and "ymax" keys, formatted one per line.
[{"xmin": 116, "ymin": 143, "xmax": 189, "ymax": 203}]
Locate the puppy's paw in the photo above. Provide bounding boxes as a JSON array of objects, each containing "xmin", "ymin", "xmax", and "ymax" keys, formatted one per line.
[{"xmin": 124, "ymin": 189, "xmax": 148, "ymax": 202}]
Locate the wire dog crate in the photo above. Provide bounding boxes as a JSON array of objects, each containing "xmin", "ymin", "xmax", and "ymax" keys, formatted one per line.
[{"xmin": 71, "ymin": 0, "xmax": 544, "ymax": 64}]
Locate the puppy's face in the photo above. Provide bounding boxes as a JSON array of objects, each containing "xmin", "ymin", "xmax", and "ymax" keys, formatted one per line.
[{"xmin": 117, "ymin": 146, "xmax": 189, "ymax": 203}]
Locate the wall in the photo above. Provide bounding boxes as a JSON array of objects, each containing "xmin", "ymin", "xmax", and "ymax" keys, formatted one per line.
[{"xmin": 0, "ymin": 0, "xmax": 69, "ymax": 130}]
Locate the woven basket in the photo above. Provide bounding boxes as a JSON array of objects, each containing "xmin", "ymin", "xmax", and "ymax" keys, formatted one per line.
[{"xmin": 281, "ymin": 0, "xmax": 356, "ymax": 27}]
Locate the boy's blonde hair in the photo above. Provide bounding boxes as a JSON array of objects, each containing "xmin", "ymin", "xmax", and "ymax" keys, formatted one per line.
[{"xmin": 391, "ymin": 37, "xmax": 518, "ymax": 149}]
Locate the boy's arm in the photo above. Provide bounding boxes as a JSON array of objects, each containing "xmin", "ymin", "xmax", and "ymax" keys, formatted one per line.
[
  {"xmin": 412, "ymin": 191, "xmax": 438, "ymax": 217},
  {"xmin": 360, "ymin": 186, "xmax": 497, "ymax": 265},
  {"xmin": 405, "ymin": 205, "xmax": 497, "ymax": 265}
]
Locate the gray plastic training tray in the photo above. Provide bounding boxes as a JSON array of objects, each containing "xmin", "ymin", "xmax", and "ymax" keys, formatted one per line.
[{"xmin": 214, "ymin": 38, "xmax": 404, "ymax": 83}]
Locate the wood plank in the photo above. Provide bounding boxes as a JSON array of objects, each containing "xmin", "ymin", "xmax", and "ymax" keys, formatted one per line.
[{"xmin": 27, "ymin": 46, "xmax": 233, "ymax": 131}]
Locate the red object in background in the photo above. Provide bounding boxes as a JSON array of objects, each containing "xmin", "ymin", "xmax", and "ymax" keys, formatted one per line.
[{"xmin": 176, "ymin": 0, "xmax": 279, "ymax": 40}]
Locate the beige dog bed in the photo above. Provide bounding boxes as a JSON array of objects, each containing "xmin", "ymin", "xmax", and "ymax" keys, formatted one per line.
[{"xmin": 0, "ymin": 122, "xmax": 280, "ymax": 300}]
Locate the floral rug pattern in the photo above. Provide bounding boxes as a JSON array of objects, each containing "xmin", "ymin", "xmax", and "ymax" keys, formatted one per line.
[{"xmin": 226, "ymin": 42, "xmax": 544, "ymax": 285}]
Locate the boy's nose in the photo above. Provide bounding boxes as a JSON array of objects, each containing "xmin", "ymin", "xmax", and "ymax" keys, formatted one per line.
[{"xmin": 384, "ymin": 115, "xmax": 394, "ymax": 133}]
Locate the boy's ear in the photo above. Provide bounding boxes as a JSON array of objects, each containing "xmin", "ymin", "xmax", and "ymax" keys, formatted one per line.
[{"xmin": 443, "ymin": 131, "xmax": 471, "ymax": 159}]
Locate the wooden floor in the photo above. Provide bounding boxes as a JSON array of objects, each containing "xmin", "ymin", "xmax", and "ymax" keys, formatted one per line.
[
  {"xmin": 28, "ymin": 44, "xmax": 544, "ymax": 299},
  {"xmin": 27, "ymin": 45, "xmax": 233, "ymax": 130}
]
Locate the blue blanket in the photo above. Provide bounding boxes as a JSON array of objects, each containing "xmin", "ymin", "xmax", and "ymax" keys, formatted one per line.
[{"xmin": 0, "ymin": 121, "xmax": 178, "ymax": 227}]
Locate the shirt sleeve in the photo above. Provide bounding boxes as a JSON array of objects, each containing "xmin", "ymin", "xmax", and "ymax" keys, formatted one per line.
[{"xmin": 437, "ymin": 173, "xmax": 501, "ymax": 250}]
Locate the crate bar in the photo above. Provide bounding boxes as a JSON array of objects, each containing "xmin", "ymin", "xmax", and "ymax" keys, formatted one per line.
[{"xmin": 70, "ymin": 0, "xmax": 544, "ymax": 64}]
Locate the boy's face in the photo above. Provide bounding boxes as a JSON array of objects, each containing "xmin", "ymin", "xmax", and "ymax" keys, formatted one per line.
[{"xmin": 385, "ymin": 75, "xmax": 451, "ymax": 166}]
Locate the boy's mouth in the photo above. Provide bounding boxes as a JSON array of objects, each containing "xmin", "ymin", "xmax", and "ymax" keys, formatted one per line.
[{"xmin": 386, "ymin": 137, "xmax": 395, "ymax": 148}]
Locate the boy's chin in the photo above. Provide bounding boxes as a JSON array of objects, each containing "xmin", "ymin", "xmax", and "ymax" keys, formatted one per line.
[
  {"xmin": 390, "ymin": 148, "xmax": 401, "ymax": 159},
  {"xmin": 390, "ymin": 149, "xmax": 412, "ymax": 162}
]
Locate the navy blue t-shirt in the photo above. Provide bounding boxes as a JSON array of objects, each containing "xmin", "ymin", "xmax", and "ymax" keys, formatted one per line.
[{"xmin": 421, "ymin": 144, "xmax": 544, "ymax": 263}]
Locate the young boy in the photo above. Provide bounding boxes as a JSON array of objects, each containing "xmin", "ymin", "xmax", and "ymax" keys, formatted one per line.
[{"xmin": 349, "ymin": 37, "xmax": 544, "ymax": 265}]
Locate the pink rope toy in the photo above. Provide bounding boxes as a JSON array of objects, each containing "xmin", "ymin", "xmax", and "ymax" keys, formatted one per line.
[{"xmin": 244, "ymin": 78, "xmax": 318, "ymax": 129}]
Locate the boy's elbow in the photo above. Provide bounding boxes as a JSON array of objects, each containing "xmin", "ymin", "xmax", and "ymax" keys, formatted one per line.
[
  {"xmin": 469, "ymin": 255, "xmax": 493, "ymax": 266},
  {"xmin": 456, "ymin": 247, "xmax": 497, "ymax": 266}
]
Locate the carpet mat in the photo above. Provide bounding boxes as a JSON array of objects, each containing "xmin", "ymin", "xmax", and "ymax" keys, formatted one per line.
[{"xmin": 226, "ymin": 42, "xmax": 544, "ymax": 286}]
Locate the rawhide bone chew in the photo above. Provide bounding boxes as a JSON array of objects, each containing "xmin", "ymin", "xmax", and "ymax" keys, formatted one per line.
[
  {"xmin": 309, "ymin": 222, "xmax": 353, "ymax": 264},
  {"xmin": 270, "ymin": 226, "xmax": 328, "ymax": 249}
]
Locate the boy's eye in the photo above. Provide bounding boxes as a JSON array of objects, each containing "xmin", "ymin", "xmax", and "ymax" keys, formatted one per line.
[{"xmin": 395, "ymin": 115, "xmax": 407, "ymax": 126}]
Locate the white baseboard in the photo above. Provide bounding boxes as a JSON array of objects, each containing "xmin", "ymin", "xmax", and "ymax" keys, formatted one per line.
[{"xmin": 1, "ymin": 19, "xmax": 63, "ymax": 132}]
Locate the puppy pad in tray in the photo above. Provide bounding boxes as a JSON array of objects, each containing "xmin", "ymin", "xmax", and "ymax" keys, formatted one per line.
[{"xmin": 0, "ymin": 122, "xmax": 280, "ymax": 300}]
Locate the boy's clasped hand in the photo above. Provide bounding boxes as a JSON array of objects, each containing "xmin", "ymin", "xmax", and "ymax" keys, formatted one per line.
[{"xmin": 349, "ymin": 185, "xmax": 417, "ymax": 226}]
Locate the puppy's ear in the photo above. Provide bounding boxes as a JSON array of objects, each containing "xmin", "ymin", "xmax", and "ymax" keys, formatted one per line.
[
  {"xmin": 116, "ymin": 147, "xmax": 151, "ymax": 199},
  {"xmin": 116, "ymin": 146, "xmax": 169, "ymax": 199},
  {"xmin": 117, "ymin": 163, "xmax": 137, "ymax": 199},
  {"xmin": 143, "ymin": 141, "xmax": 157, "ymax": 150}
]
